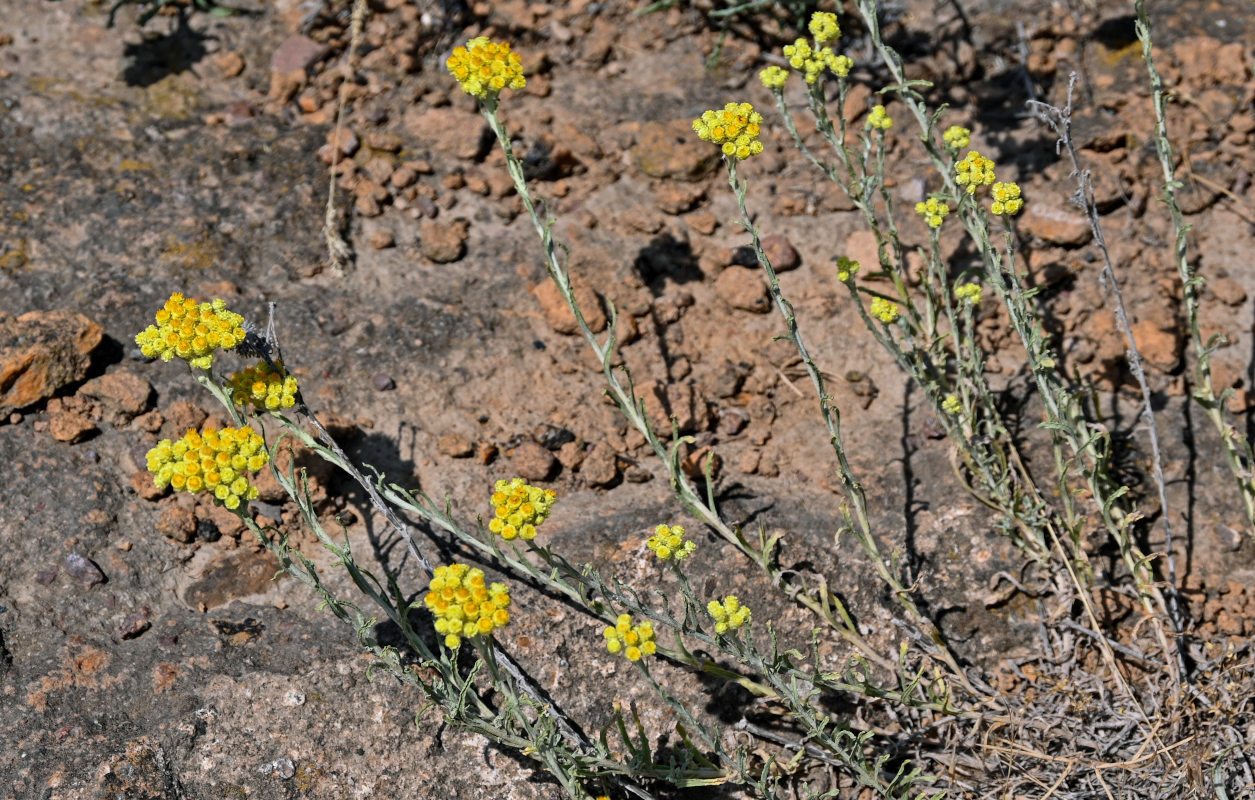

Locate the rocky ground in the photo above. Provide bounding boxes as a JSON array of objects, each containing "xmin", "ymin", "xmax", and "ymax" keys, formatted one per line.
[{"xmin": 1, "ymin": 0, "xmax": 1254, "ymax": 797}]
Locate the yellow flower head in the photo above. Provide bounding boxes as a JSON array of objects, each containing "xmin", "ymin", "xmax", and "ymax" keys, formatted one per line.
[
  {"xmin": 941, "ymin": 394, "xmax": 962, "ymax": 415},
  {"xmin": 782, "ymin": 38, "xmax": 853, "ymax": 84},
  {"xmin": 990, "ymin": 181, "xmax": 1023, "ymax": 216},
  {"xmin": 146, "ymin": 425, "xmax": 268, "ymax": 507},
  {"xmin": 488, "ymin": 478, "xmax": 556, "ymax": 541},
  {"xmin": 835, "ymin": 256, "xmax": 860, "ymax": 283},
  {"xmin": 135, "ymin": 292, "xmax": 247, "ymax": 370},
  {"xmin": 808, "ymin": 12, "xmax": 841, "ymax": 45},
  {"xmin": 707, "ymin": 596, "xmax": 751, "ymax": 635},
  {"xmin": 870, "ymin": 297, "xmax": 899, "ymax": 324},
  {"xmin": 646, "ymin": 524, "xmax": 696, "ymax": 561},
  {"xmin": 603, "ymin": 614, "xmax": 656, "ymax": 661},
  {"xmin": 446, "ymin": 37, "xmax": 525, "ymax": 100},
  {"xmin": 942, "ymin": 125, "xmax": 971, "ymax": 150},
  {"xmin": 866, "ymin": 104, "xmax": 893, "ymax": 131},
  {"xmin": 229, "ymin": 360, "xmax": 299, "ymax": 412},
  {"xmin": 425, "ymin": 563, "xmax": 511, "ymax": 649},
  {"xmin": 954, "ymin": 282, "xmax": 983, "ymax": 305},
  {"xmin": 692, "ymin": 102, "xmax": 764, "ymax": 161},
  {"xmin": 759, "ymin": 65, "xmax": 789, "ymax": 91},
  {"xmin": 914, "ymin": 197, "xmax": 950, "ymax": 228},
  {"xmin": 828, "ymin": 53, "xmax": 854, "ymax": 78},
  {"xmin": 955, "ymin": 150, "xmax": 996, "ymax": 194}
]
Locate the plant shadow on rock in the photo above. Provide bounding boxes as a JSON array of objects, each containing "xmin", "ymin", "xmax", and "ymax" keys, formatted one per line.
[
  {"xmin": 634, "ymin": 233, "xmax": 703, "ymax": 294},
  {"xmin": 327, "ymin": 428, "xmax": 423, "ymax": 574},
  {"xmin": 121, "ymin": 15, "xmax": 213, "ymax": 88}
]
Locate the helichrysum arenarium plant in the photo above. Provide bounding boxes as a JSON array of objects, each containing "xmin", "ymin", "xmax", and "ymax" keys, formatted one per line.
[{"xmin": 130, "ymin": 11, "xmax": 1255, "ymax": 797}]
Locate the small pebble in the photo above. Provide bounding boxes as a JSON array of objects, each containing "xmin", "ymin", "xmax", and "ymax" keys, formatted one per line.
[
  {"xmin": 64, "ymin": 552, "xmax": 106, "ymax": 587},
  {"xmin": 261, "ymin": 758, "xmax": 296, "ymax": 780},
  {"xmin": 372, "ymin": 372, "xmax": 396, "ymax": 391}
]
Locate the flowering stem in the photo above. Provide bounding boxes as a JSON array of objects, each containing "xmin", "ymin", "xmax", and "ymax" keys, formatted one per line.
[
  {"xmin": 476, "ymin": 97, "xmax": 930, "ymax": 680},
  {"xmin": 1133, "ymin": 0, "xmax": 1255, "ymax": 532},
  {"xmin": 725, "ymin": 157, "xmax": 973, "ymax": 694}
]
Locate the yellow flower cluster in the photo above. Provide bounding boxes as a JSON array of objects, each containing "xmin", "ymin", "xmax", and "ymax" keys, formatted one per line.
[
  {"xmin": 955, "ymin": 150, "xmax": 996, "ymax": 194},
  {"xmin": 424, "ymin": 563, "xmax": 511, "ymax": 649},
  {"xmin": 603, "ymin": 614, "xmax": 656, "ymax": 661},
  {"xmin": 866, "ymin": 104, "xmax": 893, "ymax": 131},
  {"xmin": 990, "ymin": 181, "xmax": 1023, "ymax": 216},
  {"xmin": 954, "ymin": 282, "xmax": 983, "ymax": 305},
  {"xmin": 942, "ymin": 125, "xmax": 971, "ymax": 150},
  {"xmin": 692, "ymin": 102, "xmax": 764, "ymax": 161},
  {"xmin": 782, "ymin": 37, "xmax": 852, "ymax": 83},
  {"xmin": 759, "ymin": 65, "xmax": 789, "ymax": 90},
  {"xmin": 146, "ymin": 426, "xmax": 268, "ymax": 510},
  {"xmin": 870, "ymin": 297, "xmax": 900, "ymax": 324},
  {"xmin": 942, "ymin": 394, "xmax": 962, "ymax": 415},
  {"xmin": 808, "ymin": 12, "xmax": 841, "ymax": 44},
  {"xmin": 446, "ymin": 37, "xmax": 525, "ymax": 99},
  {"xmin": 646, "ymin": 524, "xmax": 696, "ymax": 561},
  {"xmin": 229, "ymin": 361, "xmax": 299, "ymax": 411},
  {"xmin": 835, "ymin": 256, "xmax": 860, "ymax": 283},
  {"xmin": 915, "ymin": 197, "xmax": 950, "ymax": 228},
  {"xmin": 135, "ymin": 292, "xmax": 246, "ymax": 370},
  {"xmin": 488, "ymin": 478, "xmax": 557, "ymax": 541},
  {"xmin": 707, "ymin": 596, "xmax": 751, "ymax": 635}
]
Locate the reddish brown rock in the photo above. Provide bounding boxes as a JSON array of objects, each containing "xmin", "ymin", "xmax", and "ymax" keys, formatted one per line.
[
  {"xmin": 1130, "ymin": 319, "xmax": 1181, "ymax": 373},
  {"xmin": 1208, "ymin": 276, "xmax": 1247, "ymax": 307},
  {"xmin": 581, "ymin": 442, "xmax": 619, "ymax": 487},
  {"xmin": 681, "ymin": 444, "xmax": 721, "ymax": 481},
  {"xmin": 403, "ymin": 106, "xmax": 488, "ymax": 161},
  {"xmin": 1171, "ymin": 36, "xmax": 1249, "ymax": 89},
  {"xmin": 818, "ymin": 181, "xmax": 857, "ymax": 213},
  {"xmin": 79, "ymin": 371, "xmax": 153, "ymax": 424},
  {"xmin": 271, "ymin": 35, "xmax": 329, "ymax": 74},
  {"xmin": 267, "ymin": 69, "xmax": 305, "ymax": 105},
  {"xmin": 698, "ymin": 244, "xmax": 736, "ymax": 278},
  {"xmin": 637, "ymin": 380, "xmax": 704, "ymax": 435},
  {"xmin": 212, "ymin": 51, "xmax": 245, "ymax": 78},
  {"xmin": 362, "ymin": 157, "xmax": 395, "ymax": 186},
  {"xmin": 48, "ymin": 411, "xmax": 96, "ymax": 443},
  {"xmin": 654, "ymin": 182, "xmax": 706, "ymax": 215},
  {"xmin": 131, "ymin": 470, "xmax": 166, "ymax": 501},
  {"xmin": 163, "ymin": 400, "xmax": 208, "ymax": 438},
  {"xmin": 715, "ymin": 266, "xmax": 769, "ymax": 313},
  {"xmin": 1027, "ymin": 249, "xmax": 1079, "ymax": 286},
  {"xmin": 843, "ymin": 230, "xmax": 880, "ymax": 272},
  {"xmin": 419, "ymin": 218, "xmax": 470, "ymax": 263},
  {"xmin": 761, "ymin": 234, "xmax": 801, "ymax": 272},
  {"xmin": 533, "ymin": 279, "xmax": 607, "ymax": 334},
  {"xmin": 156, "ymin": 506, "xmax": 197, "ymax": 544},
  {"xmin": 1082, "ymin": 149, "xmax": 1132, "ymax": 211},
  {"xmin": 319, "ymin": 127, "xmax": 360, "ymax": 163},
  {"xmin": 509, "ymin": 441, "xmax": 558, "ymax": 482},
  {"xmin": 181, "ymin": 547, "xmax": 282, "ymax": 611},
  {"xmin": 1018, "ymin": 204, "xmax": 1092, "ymax": 246},
  {"xmin": 617, "ymin": 206, "xmax": 664, "ymax": 235},
  {"xmin": 390, "ymin": 165, "xmax": 419, "ymax": 189},
  {"xmin": 0, "ymin": 310, "xmax": 102, "ymax": 417},
  {"xmin": 684, "ymin": 211, "xmax": 718, "ymax": 235},
  {"xmin": 368, "ymin": 229, "xmax": 395, "ymax": 250},
  {"xmin": 633, "ymin": 119, "xmax": 718, "ymax": 181},
  {"xmin": 364, "ymin": 132, "xmax": 403, "ymax": 152},
  {"xmin": 198, "ymin": 499, "xmax": 247, "ymax": 540},
  {"xmin": 437, "ymin": 433, "xmax": 474, "ymax": 458},
  {"xmin": 555, "ymin": 440, "xmax": 585, "ymax": 471}
]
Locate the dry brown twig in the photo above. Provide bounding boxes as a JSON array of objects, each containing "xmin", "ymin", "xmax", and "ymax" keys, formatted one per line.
[{"xmin": 322, "ymin": 0, "xmax": 367, "ymax": 274}]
